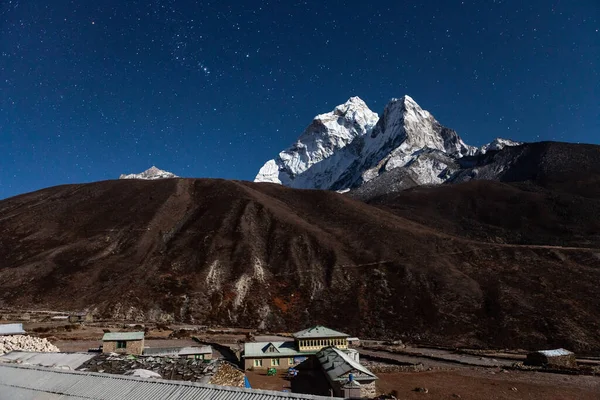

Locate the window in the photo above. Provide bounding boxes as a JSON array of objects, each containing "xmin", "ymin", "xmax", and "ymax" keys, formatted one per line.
[
  {"xmin": 271, "ymin": 358, "xmax": 280, "ymax": 366},
  {"xmin": 266, "ymin": 344, "xmax": 279, "ymax": 353},
  {"xmin": 288, "ymin": 358, "xmax": 294, "ymax": 365},
  {"xmin": 253, "ymin": 359, "xmax": 262, "ymax": 367},
  {"xmin": 116, "ymin": 341, "xmax": 126, "ymax": 349}
]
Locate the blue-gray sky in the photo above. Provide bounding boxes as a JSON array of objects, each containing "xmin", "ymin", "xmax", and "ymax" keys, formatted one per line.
[{"xmin": 1, "ymin": 0, "xmax": 598, "ymax": 199}]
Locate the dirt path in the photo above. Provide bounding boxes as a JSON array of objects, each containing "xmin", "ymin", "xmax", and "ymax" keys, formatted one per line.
[
  {"xmin": 361, "ymin": 348, "xmax": 515, "ymax": 369},
  {"xmin": 376, "ymin": 369, "xmax": 600, "ymax": 400}
]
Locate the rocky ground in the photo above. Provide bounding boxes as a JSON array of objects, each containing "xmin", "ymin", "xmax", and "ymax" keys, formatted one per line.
[
  {"xmin": 375, "ymin": 369, "xmax": 600, "ymax": 400},
  {"xmin": 0, "ymin": 335, "xmax": 59, "ymax": 355},
  {"xmin": 77, "ymin": 353, "xmax": 244, "ymax": 386}
]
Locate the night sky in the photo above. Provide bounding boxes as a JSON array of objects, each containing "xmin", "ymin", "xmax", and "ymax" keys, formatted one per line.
[{"xmin": 1, "ymin": 1, "xmax": 598, "ymax": 199}]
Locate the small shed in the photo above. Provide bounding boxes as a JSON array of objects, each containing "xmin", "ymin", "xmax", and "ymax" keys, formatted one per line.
[
  {"xmin": 0, "ymin": 323, "xmax": 26, "ymax": 336},
  {"xmin": 102, "ymin": 332, "xmax": 145, "ymax": 355},
  {"xmin": 69, "ymin": 312, "xmax": 93, "ymax": 324},
  {"xmin": 178, "ymin": 346, "xmax": 213, "ymax": 360},
  {"xmin": 525, "ymin": 348, "xmax": 576, "ymax": 368},
  {"xmin": 347, "ymin": 337, "xmax": 360, "ymax": 347}
]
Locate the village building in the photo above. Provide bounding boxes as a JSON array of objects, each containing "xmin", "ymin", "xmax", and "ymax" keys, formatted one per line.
[
  {"xmin": 293, "ymin": 326, "xmax": 350, "ymax": 351},
  {"xmin": 102, "ymin": 332, "xmax": 144, "ymax": 355},
  {"xmin": 525, "ymin": 348, "xmax": 577, "ymax": 368},
  {"xmin": 143, "ymin": 345, "xmax": 213, "ymax": 360},
  {"xmin": 347, "ymin": 337, "xmax": 360, "ymax": 348},
  {"xmin": 243, "ymin": 326, "xmax": 349, "ymax": 370},
  {"xmin": 316, "ymin": 346, "xmax": 377, "ymax": 398},
  {"xmin": 178, "ymin": 346, "xmax": 213, "ymax": 360},
  {"xmin": 0, "ymin": 323, "xmax": 26, "ymax": 336},
  {"xmin": 68, "ymin": 312, "xmax": 93, "ymax": 324}
]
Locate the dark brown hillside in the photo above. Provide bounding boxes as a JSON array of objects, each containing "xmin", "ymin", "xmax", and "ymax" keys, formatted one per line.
[
  {"xmin": 368, "ymin": 180, "xmax": 600, "ymax": 248},
  {"xmin": 1, "ymin": 177, "xmax": 600, "ymax": 352}
]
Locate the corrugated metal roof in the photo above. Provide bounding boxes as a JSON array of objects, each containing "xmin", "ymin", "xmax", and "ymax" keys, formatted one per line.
[
  {"xmin": 0, "ymin": 351, "xmax": 95, "ymax": 370},
  {"xmin": 103, "ymin": 332, "xmax": 144, "ymax": 341},
  {"xmin": 317, "ymin": 347, "xmax": 376, "ymax": 382},
  {"xmin": 537, "ymin": 348, "xmax": 574, "ymax": 357},
  {"xmin": 0, "ymin": 384, "xmax": 89, "ymax": 400},
  {"xmin": 178, "ymin": 346, "xmax": 212, "ymax": 356},
  {"xmin": 0, "ymin": 364, "xmax": 336, "ymax": 400},
  {"xmin": 292, "ymin": 326, "xmax": 349, "ymax": 339},
  {"xmin": 0, "ymin": 323, "xmax": 26, "ymax": 335},
  {"xmin": 243, "ymin": 342, "xmax": 315, "ymax": 358},
  {"xmin": 143, "ymin": 346, "xmax": 213, "ymax": 357}
]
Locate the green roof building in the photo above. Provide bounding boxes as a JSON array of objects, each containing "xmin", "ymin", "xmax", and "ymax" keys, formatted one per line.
[
  {"xmin": 243, "ymin": 326, "xmax": 350, "ymax": 370},
  {"xmin": 102, "ymin": 331, "xmax": 145, "ymax": 355}
]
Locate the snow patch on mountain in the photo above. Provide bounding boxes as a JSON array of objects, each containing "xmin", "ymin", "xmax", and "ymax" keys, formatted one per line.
[
  {"xmin": 119, "ymin": 166, "xmax": 178, "ymax": 180},
  {"xmin": 479, "ymin": 138, "xmax": 523, "ymax": 154}
]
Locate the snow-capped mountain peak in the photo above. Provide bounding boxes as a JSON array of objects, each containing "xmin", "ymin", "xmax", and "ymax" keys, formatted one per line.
[
  {"xmin": 255, "ymin": 96, "xmax": 379, "ymax": 187},
  {"xmin": 255, "ymin": 95, "xmax": 521, "ymax": 192},
  {"xmin": 119, "ymin": 166, "xmax": 178, "ymax": 180}
]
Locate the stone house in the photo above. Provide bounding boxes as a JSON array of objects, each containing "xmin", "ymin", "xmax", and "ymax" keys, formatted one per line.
[
  {"xmin": 525, "ymin": 348, "xmax": 577, "ymax": 368},
  {"xmin": 68, "ymin": 312, "xmax": 93, "ymax": 324},
  {"xmin": 316, "ymin": 346, "xmax": 377, "ymax": 398},
  {"xmin": 178, "ymin": 346, "xmax": 213, "ymax": 360},
  {"xmin": 243, "ymin": 325, "xmax": 350, "ymax": 370},
  {"xmin": 102, "ymin": 332, "xmax": 145, "ymax": 355}
]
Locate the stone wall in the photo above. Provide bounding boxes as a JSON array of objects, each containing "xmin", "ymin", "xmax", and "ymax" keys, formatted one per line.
[
  {"xmin": 103, "ymin": 339, "xmax": 144, "ymax": 355},
  {"xmin": 334, "ymin": 379, "xmax": 376, "ymax": 399},
  {"xmin": 360, "ymin": 380, "xmax": 377, "ymax": 398}
]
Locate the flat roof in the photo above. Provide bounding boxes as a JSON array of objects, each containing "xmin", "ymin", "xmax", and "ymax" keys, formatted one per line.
[
  {"xmin": 0, "ymin": 364, "xmax": 335, "ymax": 400},
  {"xmin": 0, "ymin": 323, "xmax": 26, "ymax": 336},
  {"xmin": 536, "ymin": 348, "xmax": 574, "ymax": 357},
  {"xmin": 178, "ymin": 346, "xmax": 212, "ymax": 356},
  {"xmin": 102, "ymin": 332, "xmax": 144, "ymax": 341},
  {"xmin": 0, "ymin": 351, "xmax": 95, "ymax": 370}
]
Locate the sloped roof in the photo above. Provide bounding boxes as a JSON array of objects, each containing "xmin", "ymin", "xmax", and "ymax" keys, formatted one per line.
[
  {"xmin": 0, "ymin": 364, "xmax": 333, "ymax": 400},
  {"xmin": 317, "ymin": 346, "xmax": 377, "ymax": 382},
  {"xmin": 0, "ymin": 351, "xmax": 95, "ymax": 370},
  {"xmin": 0, "ymin": 323, "xmax": 26, "ymax": 336},
  {"xmin": 178, "ymin": 346, "xmax": 212, "ymax": 356},
  {"xmin": 102, "ymin": 332, "xmax": 144, "ymax": 341},
  {"xmin": 292, "ymin": 326, "xmax": 349, "ymax": 339},
  {"xmin": 243, "ymin": 341, "xmax": 315, "ymax": 358}
]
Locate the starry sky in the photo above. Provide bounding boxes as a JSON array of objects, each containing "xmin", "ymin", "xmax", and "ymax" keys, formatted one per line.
[{"xmin": 1, "ymin": 0, "xmax": 598, "ymax": 199}]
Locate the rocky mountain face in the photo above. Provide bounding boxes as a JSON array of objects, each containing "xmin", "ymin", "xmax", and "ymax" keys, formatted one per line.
[
  {"xmin": 255, "ymin": 96, "xmax": 379, "ymax": 189},
  {"xmin": 120, "ymin": 166, "xmax": 178, "ymax": 180},
  {"xmin": 2, "ymin": 144, "xmax": 600, "ymax": 351},
  {"xmin": 255, "ymin": 95, "xmax": 521, "ymax": 192}
]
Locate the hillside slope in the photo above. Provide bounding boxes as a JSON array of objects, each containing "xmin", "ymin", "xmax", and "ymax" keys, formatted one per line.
[{"xmin": 1, "ymin": 176, "xmax": 600, "ymax": 351}]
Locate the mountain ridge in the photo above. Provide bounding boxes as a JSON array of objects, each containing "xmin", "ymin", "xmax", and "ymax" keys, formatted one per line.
[
  {"xmin": 2, "ymin": 141, "xmax": 600, "ymax": 351},
  {"xmin": 120, "ymin": 166, "xmax": 178, "ymax": 180},
  {"xmin": 255, "ymin": 95, "xmax": 520, "ymax": 192}
]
